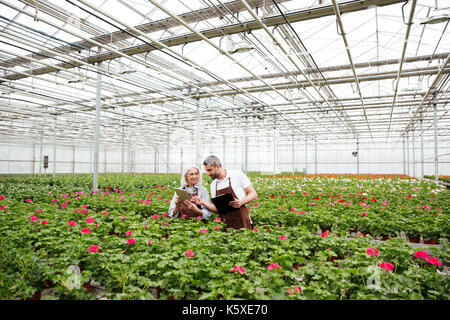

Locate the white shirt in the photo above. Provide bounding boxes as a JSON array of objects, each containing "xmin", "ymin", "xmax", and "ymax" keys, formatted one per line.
[{"xmin": 210, "ymin": 169, "xmax": 252, "ymax": 200}]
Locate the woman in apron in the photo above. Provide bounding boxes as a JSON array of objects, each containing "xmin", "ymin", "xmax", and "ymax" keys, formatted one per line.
[{"xmin": 168, "ymin": 165, "xmax": 211, "ymax": 220}]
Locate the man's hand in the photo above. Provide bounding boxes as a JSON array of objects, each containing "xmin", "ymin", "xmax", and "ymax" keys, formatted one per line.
[
  {"xmin": 191, "ymin": 196, "xmax": 203, "ymax": 206},
  {"xmin": 229, "ymin": 198, "xmax": 241, "ymax": 208}
]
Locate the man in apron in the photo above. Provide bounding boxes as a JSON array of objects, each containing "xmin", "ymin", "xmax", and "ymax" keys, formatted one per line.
[{"xmin": 191, "ymin": 155, "xmax": 257, "ymax": 230}]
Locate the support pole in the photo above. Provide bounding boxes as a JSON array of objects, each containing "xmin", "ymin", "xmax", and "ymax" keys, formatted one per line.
[
  {"xmin": 121, "ymin": 126, "xmax": 125, "ymax": 173},
  {"xmin": 406, "ymin": 132, "xmax": 409, "ymax": 176},
  {"xmin": 420, "ymin": 119, "xmax": 424, "ymax": 179},
  {"xmin": 39, "ymin": 133, "xmax": 43, "ymax": 175},
  {"xmin": 357, "ymin": 138, "xmax": 360, "ymax": 174},
  {"xmin": 314, "ymin": 139, "xmax": 317, "ymax": 174},
  {"xmin": 412, "ymin": 129, "xmax": 415, "ymax": 177},
  {"xmin": 402, "ymin": 137, "xmax": 405, "ymax": 175},
  {"xmin": 273, "ymin": 128, "xmax": 277, "ymax": 179},
  {"xmin": 433, "ymin": 104, "xmax": 438, "ymax": 184},
  {"xmin": 195, "ymin": 99, "xmax": 201, "ymax": 169},
  {"xmin": 245, "ymin": 117, "xmax": 248, "ymax": 175},
  {"xmin": 93, "ymin": 59, "xmax": 102, "ymax": 191},
  {"xmin": 166, "ymin": 133, "xmax": 170, "ymax": 173},
  {"xmin": 180, "ymin": 145, "xmax": 183, "ymax": 174},
  {"xmin": 292, "ymin": 133, "xmax": 295, "ymax": 176},
  {"xmin": 53, "ymin": 116, "xmax": 57, "ymax": 178},
  {"xmin": 305, "ymin": 136, "xmax": 308, "ymax": 174}
]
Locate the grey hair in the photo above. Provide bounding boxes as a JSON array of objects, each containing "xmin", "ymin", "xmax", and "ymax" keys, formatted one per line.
[
  {"xmin": 180, "ymin": 164, "xmax": 201, "ymax": 188},
  {"xmin": 203, "ymin": 155, "xmax": 221, "ymax": 166}
]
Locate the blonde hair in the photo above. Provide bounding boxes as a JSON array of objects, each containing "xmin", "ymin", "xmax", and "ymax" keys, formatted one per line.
[{"xmin": 180, "ymin": 164, "xmax": 201, "ymax": 188}]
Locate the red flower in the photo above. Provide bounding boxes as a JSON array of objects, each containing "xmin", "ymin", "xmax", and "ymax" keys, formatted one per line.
[
  {"xmin": 81, "ymin": 228, "xmax": 91, "ymax": 234},
  {"xmin": 67, "ymin": 220, "xmax": 77, "ymax": 227},
  {"xmin": 379, "ymin": 262, "xmax": 394, "ymax": 271},
  {"xmin": 89, "ymin": 245, "xmax": 99, "ymax": 253},
  {"xmin": 230, "ymin": 266, "xmax": 246, "ymax": 274},
  {"xmin": 366, "ymin": 248, "xmax": 379, "ymax": 256},
  {"xmin": 270, "ymin": 195, "xmax": 275, "ymax": 198},
  {"xmin": 40, "ymin": 220, "xmax": 48, "ymax": 225},
  {"xmin": 185, "ymin": 249, "xmax": 194, "ymax": 258},
  {"xmin": 321, "ymin": 232, "xmax": 330, "ymax": 238},
  {"xmin": 127, "ymin": 238, "xmax": 136, "ymax": 244},
  {"xmin": 30, "ymin": 215, "xmax": 38, "ymax": 222},
  {"xmin": 126, "ymin": 230, "xmax": 133, "ymax": 236},
  {"xmin": 414, "ymin": 250, "xmax": 429, "ymax": 259},
  {"xmin": 279, "ymin": 235, "xmax": 287, "ymax": 240},
  {"xmin": 85, "ymin": 218, "xmax": 95, "ymax": 224}
]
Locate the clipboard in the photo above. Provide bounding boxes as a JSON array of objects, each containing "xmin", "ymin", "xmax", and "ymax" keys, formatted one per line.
[
  {"xmin": 175, "ymin": 188, "xmax": 192, "ymax": 203},
  {"xmin": 211, "ymin": 193, "xmax": 235, "ymax": 214}
]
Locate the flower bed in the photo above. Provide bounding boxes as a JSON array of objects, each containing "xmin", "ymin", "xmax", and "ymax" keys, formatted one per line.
[{"xmin": 0, "ymin": 173, "xmax": 448, "ymax": 300}]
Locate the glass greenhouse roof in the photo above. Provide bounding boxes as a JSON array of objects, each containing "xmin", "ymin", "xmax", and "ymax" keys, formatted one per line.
[{"xmin": 0, "ymin": 0, "xmax": 449, "ymax": 148}]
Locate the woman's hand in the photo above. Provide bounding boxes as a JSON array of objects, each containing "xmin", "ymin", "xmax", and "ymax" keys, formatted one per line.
[{"xmin": 174, "ymin": 196, "xmax": 181, "ymax": 205}]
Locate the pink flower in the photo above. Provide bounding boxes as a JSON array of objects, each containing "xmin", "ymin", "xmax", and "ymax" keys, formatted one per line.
[
  {"xmin": 61, "ymin": 203, "xmax": 67, "ymax": 207},
  {"xmin": 80, "ymin": 209, "xmax": 89, "ymax": 213},
  {"xmin": 40, "ymin": 220, "xmax": 48, "ymax": 225},
  {"xmin": 82, "ymin": 205, "xmax": 88, "ymax": 208},
  {"xmin": 162, "ymin": 222, "xmax": 168, "ymax": 226},
  {"xmin": 127, "ymin": 238, "xmax": 136, "ymax": 244},
  {"xmin": 126, "ymin": 230, "xmax": 133, "ymax": 236},
  {"xmin": 81, "ymin": 228, "xmax": 91, "ymax": 234},
  {"xmin": 0, "ymin": 195, "xmax": 4, "ymax": 200},
  {"xmin": 26, "ymin": 199, "xmax": 32, "ymax": 203},
  {"xmin": 214, "ymin": 226, "xmax": 221, "ymax": 231},
  {"xmin": 89, "ymin": 245, "xmax": 99, "ymax": 253},
  {"xmin": 379, "ymin": 262, "xmax": 394, "ymax": 271},
  {"xmin": 197, "ymin": 216, "xmax": 202, "ymax": 220},
  {"xmin": 361, "ymin": 212, "xmax": 367, "ymax": 216},
  {"xmin": 279, "ymin": 235, "xmax": 287, "ymax": 240},
  {"xmin": 144, "ymin": 224, "xmax": 148, "ymax": 230},
  {"xmin": 163, "ymin": 213, "xmax": 168, "ymax": 217},
  {"xmin": 199, "ymin": 228, "xmax": 207, "ymax": 234},
  {"xmin": 35, "ymin": 209, "xmax": 42, "ymax": 213},
  {"xmin": 73, "ymin": 209, "xmax": 79, "ymax": 213},
  {"xmin": 426, "ymin": 256, "xmax": 442, "ymax": 267},
  {"xmin": 147, "ymin": 240, "xmax": 152, "ymax": 245},
  {"xmin": 279, "ymin": 206, "xmax": 283, "ymax": 210},
  {"xmin": 366, "ymin": 248, "xmax": 379, "ymax": 256},
  {"xmin": 121, "ymin": 215, "xmax": 126, "ymax": 220},
  {"xmin": 321, "ymin": 232, "xmax": 330, "ymax": 238},
  {"xmin": 267, "ymin": 262, "xmax": 281, "ymax": 271},
  {"xmin": 67, "ymin": 220, "xmax": 77, "ymax": 227},
  {"xmin": 290, "ymin": 207, "xmax": 296, "ymax": 212},
  {"xmin": 253, "ymin": 227, "xmax": 259, "ymax": 232},
  {"xmin": 103, "ymin": 211, "xmax": 109, "ymax": 215},
  {"xmin": 144, "ymin": 199, "xmax": 151, "ymax": 205},
  {"xmin": 85, "ymin": 218, "xmax": 95, "ymax": 224},
  {"xmin": 286, "ymin": 286, "xmax": 302, "ymax": 296},
  {"xmin": 137, "ymin": 199, "xmax": 143, "ymax": 204},
  {"xmin": 51, "ymin": 199, "xmax": 58, "ymax": 203},
  {"xmin": 185, "ymin": 249, "xmax": 194, "ymax": 258},
  {"xmin": 254, "ymin": 203, "xmax": 258, "ymax": 207},
  {"xmin": 230, "ymin": 266, "xmax": 246, "ymax": 274},
  {"xmin": 414, "ymin": 250, "xmax": 429, "ymax": 259},
  {"xmin": 30, "ymin": 215, "xmax": 38, "ymax": 222}
]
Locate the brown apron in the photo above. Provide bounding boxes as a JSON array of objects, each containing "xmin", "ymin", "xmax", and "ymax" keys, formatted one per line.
[
  {"xmin": 215, "ymin": 177, "xmax": 251, "ymax": 230},
  {"xmin": 178, "ymin": 188, "xmax": 202, "ymax": 219}
]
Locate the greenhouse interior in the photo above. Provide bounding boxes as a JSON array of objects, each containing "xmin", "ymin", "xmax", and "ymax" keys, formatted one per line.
[{"xmin": 0, "ymin": 0, "xmax": 449, "ymax": 303}]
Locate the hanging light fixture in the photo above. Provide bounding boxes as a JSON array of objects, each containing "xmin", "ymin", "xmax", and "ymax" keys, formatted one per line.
[{"xmin": 420, "ymin": 13, "xmax": 450, "ymax": 24}]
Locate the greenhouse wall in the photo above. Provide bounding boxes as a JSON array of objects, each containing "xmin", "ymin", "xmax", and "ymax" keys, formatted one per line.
[{"xmin": 1, "ymin": 138, "xmax": 448, "ymax": 176}]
